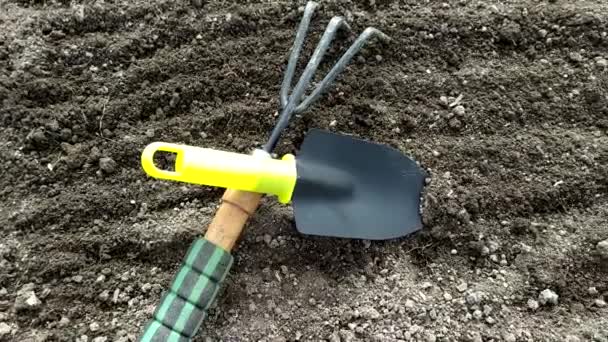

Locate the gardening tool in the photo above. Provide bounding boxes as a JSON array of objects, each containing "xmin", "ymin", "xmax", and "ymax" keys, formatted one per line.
[{"xmin": 137, "ymin": 2, "xmax": 425, "ymax": 341}]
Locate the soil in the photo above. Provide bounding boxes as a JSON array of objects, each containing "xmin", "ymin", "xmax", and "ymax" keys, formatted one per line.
[{"xmin": 1, "ymin": 0, "xmax": 607, "ymax": 341}]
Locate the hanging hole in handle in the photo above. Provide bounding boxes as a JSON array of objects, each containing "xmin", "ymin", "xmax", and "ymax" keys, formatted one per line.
[{"xmin": 153, "ymin": 150, "xmax": 178, "ymax": 172}]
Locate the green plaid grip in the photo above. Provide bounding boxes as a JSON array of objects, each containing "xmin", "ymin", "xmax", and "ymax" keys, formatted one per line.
[{"xmin": 138, "ymin": 238, "xmax": 233, "ymax": 341}]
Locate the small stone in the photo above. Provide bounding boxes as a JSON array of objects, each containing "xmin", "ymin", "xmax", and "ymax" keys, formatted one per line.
[
  {"xmin": 0, "ymin": 323, "xmax": 10, "ymax": 336},
  {"xmin": 99, "ymin": 157, "xmax": 117, "ymax": 174},
  {"xmin": 99, "ymin": 290, "xmax": 110, "ymax": 301},
  {"xmin": 404, "ymin": 299, "xmax": 415, "ymax": 309},
  {"xmin": 481, "ymin": 246, "xmax": 490, "ymax": 256},
  {"xmin": 569, "ymin": 52, "xmax": 583, "ymax": 63},
  {"xmin": 329, "ymin": 120, "xmax": 337, "ymax": 127},
  {"xmin": 93, "ymin": 337, "xmax": 108, "ymax": 342},
  {"xmin": 595, "ymin": 299, "xmax": 607, "ymax": 308},
  {"xmin": 490, "ymin": 254, "xmax": 499, "ymax": 263},
  {"xmin": 425, "ymin": 332, "xmax": 437, "ymax": 342},
  {"xmin": 565, "ymin": 336, "xmax": 581, "ymax": 342},
  {"xmin": 538, "ymin": 289, "xmax": 559, "ymax": 305},
  {"xmin": 473, "ymin": 309, "xmax": 483, "ymax": 320},
  {"xmin": 597, "ymin": 58, "xmax": 608, "ymax": 67},
  {"xmin": 339, "ymin": 329, "xmax": 355, "ymax": 342},
  {"xmin": 589, "ymin": 287, "xmax": 599, "ymax": 295},
  {"xmin": 451, "ymin": 249, "xmax": 458, "ymax": 255},
  {"xmin": 527, "ymin": 299, "xmax": 539, "ymax": 310},
  {"xmin": 439, "ymin": 96, "xmax": 449, "ymax": 106},
  {"xmin": 96, "ymin": 275, "xmax": 106, "ymax": 283},
  {"xmin": 432, "ymin": 150, "xmax": 441, "ymax": 157},
  {"xmin": 456, "ymin": 282, "xmax": 468, "ymax": 292},
  {"xmin": 58, "ymin": 316, "xmax": 70, "ymax": 327},
  {"xmin": 0, "ymin": 288, "xmax": 6, "ymax": 296},
  {"xmin": 375, "ymin": 55, "xmax": 383, "ymax": 62},
  {"xmin": 15, "ymin": 291, "xmax": 41, "ymax": 312},
  {"xmin": 485, "ymin": 316, "xmax": 496, "ymax": 325},
  {"xmin": 360, "ymin": 306, "xmax": 381, "ymax": 320},
  {"xmin": 453, "ymin": 105, "xmax": 465, "ymax": 116},
  {"xmin": 466, "ymin": 292, "xmax": 481, "ymax": 305},
  {"xmin": 328, "ymin": 332, "xmax": 340, "ymax": 342},
  {"xmin": 443, "ymin": 292, "xmax": 453, "ymax": 301},
  {"xmin": 145, "ymin": 129, "xmax": 155, "ymax": 138},
  {"xmin": 89, "ymin": 322, "xmax": 100, "ymax": 332},
  {"xmin": 72, "ymin": 275, "xmax": 83, "ymax": 283},
  {"xmin": 141, "ymin": 283, "xmax": 152, "ymax": 292},
  {"xmin": 503, "ymin": 332, "xmax": 516, "ymax": 342},
  {"xmin": 101, "ymin": 268, "xmax": 112, "ymax": 275},
  {"xmin": 538, "ymin": 29, "xmax": 548, "ymax": 38},
  {"xmin": 597, "ymin": 240, "xmax": 608, "ymax": 259},
  {"xmin": 471, "ymin": 332, "xmax": 483, "ymax": 342}
]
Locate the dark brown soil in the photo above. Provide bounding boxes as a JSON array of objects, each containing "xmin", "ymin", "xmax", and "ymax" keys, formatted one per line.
[{"xmin": 1, "ymin": 0, "xmax": 607, "ymax": 341}]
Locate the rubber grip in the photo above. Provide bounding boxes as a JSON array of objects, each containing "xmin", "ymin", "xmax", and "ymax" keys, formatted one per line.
[{"xmin": 138, "ymin": 238, "xmax": 233, "ymax": 341}]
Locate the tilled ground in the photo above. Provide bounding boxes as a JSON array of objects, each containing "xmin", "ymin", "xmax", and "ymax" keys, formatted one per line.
[{"xmin": 1, "ymin": 0, "xmax": 607, "ymax": 341}]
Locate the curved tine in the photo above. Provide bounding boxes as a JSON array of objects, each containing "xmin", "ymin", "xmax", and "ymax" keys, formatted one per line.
[
  {"xmin": 280, "ymin": 1, "xmax": 318, "ymax": 109},
  {"xmin": 286, "ymin": 16, "xmax": 351, "ymax": 109},
  {"xmin": 294, "ymin": 27, "xmax": 390, "ymax": 114}
]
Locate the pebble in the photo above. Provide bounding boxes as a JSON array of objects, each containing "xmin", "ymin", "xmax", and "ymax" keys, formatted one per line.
[
  {"xmin": 339, "ymin": 330, "xmax": 355, "ymax": 342},
  {"xmin": 14, "ymin": 290, "xmax": 41, "ymax": 312},
  {"xmin": 597, "ymin": 58, "xmax": 608, "ymax": 67},
  {"xmin": 0, "ymin": 288, "xmax": 6, "ymax": 296},
  {"xmin": 404, "ymin": 299, "xmax": 415, "ymax": 309},
  {"xmin": 96, "ymin": 275, "xmax": 106, "ymax": 283},
  {"xmin": 72, "ymin": 275, "xmax": 83, "ymax": 283},
  {"xmin": 473, "ymin": 309, "xmax": 483, "ymax": 320},
  {"xmin": 58, "ymin": 316, "xmax": 70, "ymax": 327},
  {"xmin": 328, "ymin": 332, "xmax": 340, "ymax": 342},
  {"xmin": 453, "ymin": 105, "xmax": 465, "ymax": 116},
  {"xmin": 93, "ymin": 337, "xmax": 108, "ymax": 342},
  {"xmin": 0, "ymin": 323, "xmax": 10, "ymax": 336},
  {"xmin": 90, "ymin": 322, "xmax": 100, "ymax": 332},
  {"xmin": 456, "ymin": 282, "xmax": 468, "ymax": 292},
  {"xmin": 99, "ymin": 157, "xmax": 117, "ymax": 174},
  {"xmin": 443, "ymin": 292, "xmax": 453, "ymax": 301},
  {"xmin": 538, "ymin": 29, "xmax": 548, "ymax": 38},
  {"xmin": 471, "ymin": 332, "xmax": 483, "ymax": 342},
  {"xmin": 595, "ymin": 299, "xmax": 607, "ymax": 308},
  {"xmin": 466, "ymin": 292, "xmax": 481, "ymax": 305},
  {"xmin": 569, "ymin": 52, "xmax": 584, "ymax": 63},
  {"xmin": 141, "ymin": 283, "xmax": 152, "ymax": 292},
  {"xmin": 565, "ymin": 336, "xmax": 580, "ymax": 342},
  {"xmin": 597, "ymin": 240, "xmax": 608, "ymax": 259},
  {"xmin": 485, "ymin": 316, "xmax": 496, "ymax": 325},
  {"xmin": 503, "ymin": 332, "xmax": 517, "ymax": 342},
  {"xmin": 329, "ymin": 120, "xmax": 337, "ymax": 127},
  {"xmin": 99, "ymin": 290, "xmax": 110, "ymax": 301},
  {"xmin": 589, "ymin": 287, "xmax": 599, "ymax": 296},
  {"xmin": 538, "ymin": 289, "xmax": 559, "ymax": 305},
  {"xmin": 426, "ymin": 332, "xmax": 437, "ymax": 342},
  {"xmin": 360, "ymin": 306, "xmax": 381, "ymax": 320},
  {"xmin": 527, "ymin": 299, "xmax": 539, "ymax": 310}
]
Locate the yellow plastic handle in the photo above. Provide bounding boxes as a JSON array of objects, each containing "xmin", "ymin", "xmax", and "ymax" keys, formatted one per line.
[{"xmin": 141, "ymin": 142, "xmax": 297, "ymax": 203}]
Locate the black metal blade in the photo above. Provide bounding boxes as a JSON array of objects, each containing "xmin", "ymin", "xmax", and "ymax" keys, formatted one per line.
[{"xmin": 292, "ymin": 129, "xmax": 426, "ymax": 240}]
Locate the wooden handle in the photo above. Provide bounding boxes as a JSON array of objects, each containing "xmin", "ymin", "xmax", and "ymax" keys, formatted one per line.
[{"xmin": 204, "ymin": 189, "xmax": 263, "ymax": 252}]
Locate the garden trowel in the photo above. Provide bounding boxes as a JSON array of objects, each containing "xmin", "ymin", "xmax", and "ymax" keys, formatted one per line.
[{"xmin": 141, "ymin": 128, "xmax": 426, "ymax": 240}]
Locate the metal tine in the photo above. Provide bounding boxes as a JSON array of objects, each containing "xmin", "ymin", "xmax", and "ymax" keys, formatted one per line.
[
  {"xmin": 265, "ymin": 15, "xmax": 350, "ymax": 152},
  {"xmin": 280, "ymin": 1, "xmax": 318, "ymax": 109},
  {"xmin": 286, "ymin": 16, "xmax": 350, "ymax": 109},
  {"xmin": 294, "ymin": 27, "xmax": 390, "ymax": 114}
]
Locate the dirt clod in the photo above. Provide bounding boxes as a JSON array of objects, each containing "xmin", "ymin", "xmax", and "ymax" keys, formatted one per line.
[
  {"xmin": 99, "ymin": 157, "xmax": 118, "ymax": 174},
  {"xmin": 539, "ymin": 289, "xmax": 559, "ymax": 306}
]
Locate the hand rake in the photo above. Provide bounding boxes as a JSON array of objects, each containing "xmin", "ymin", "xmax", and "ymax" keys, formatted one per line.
[{"xmin": 137, "ymin": 2, "xmax": 426, "ymax": 341}]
